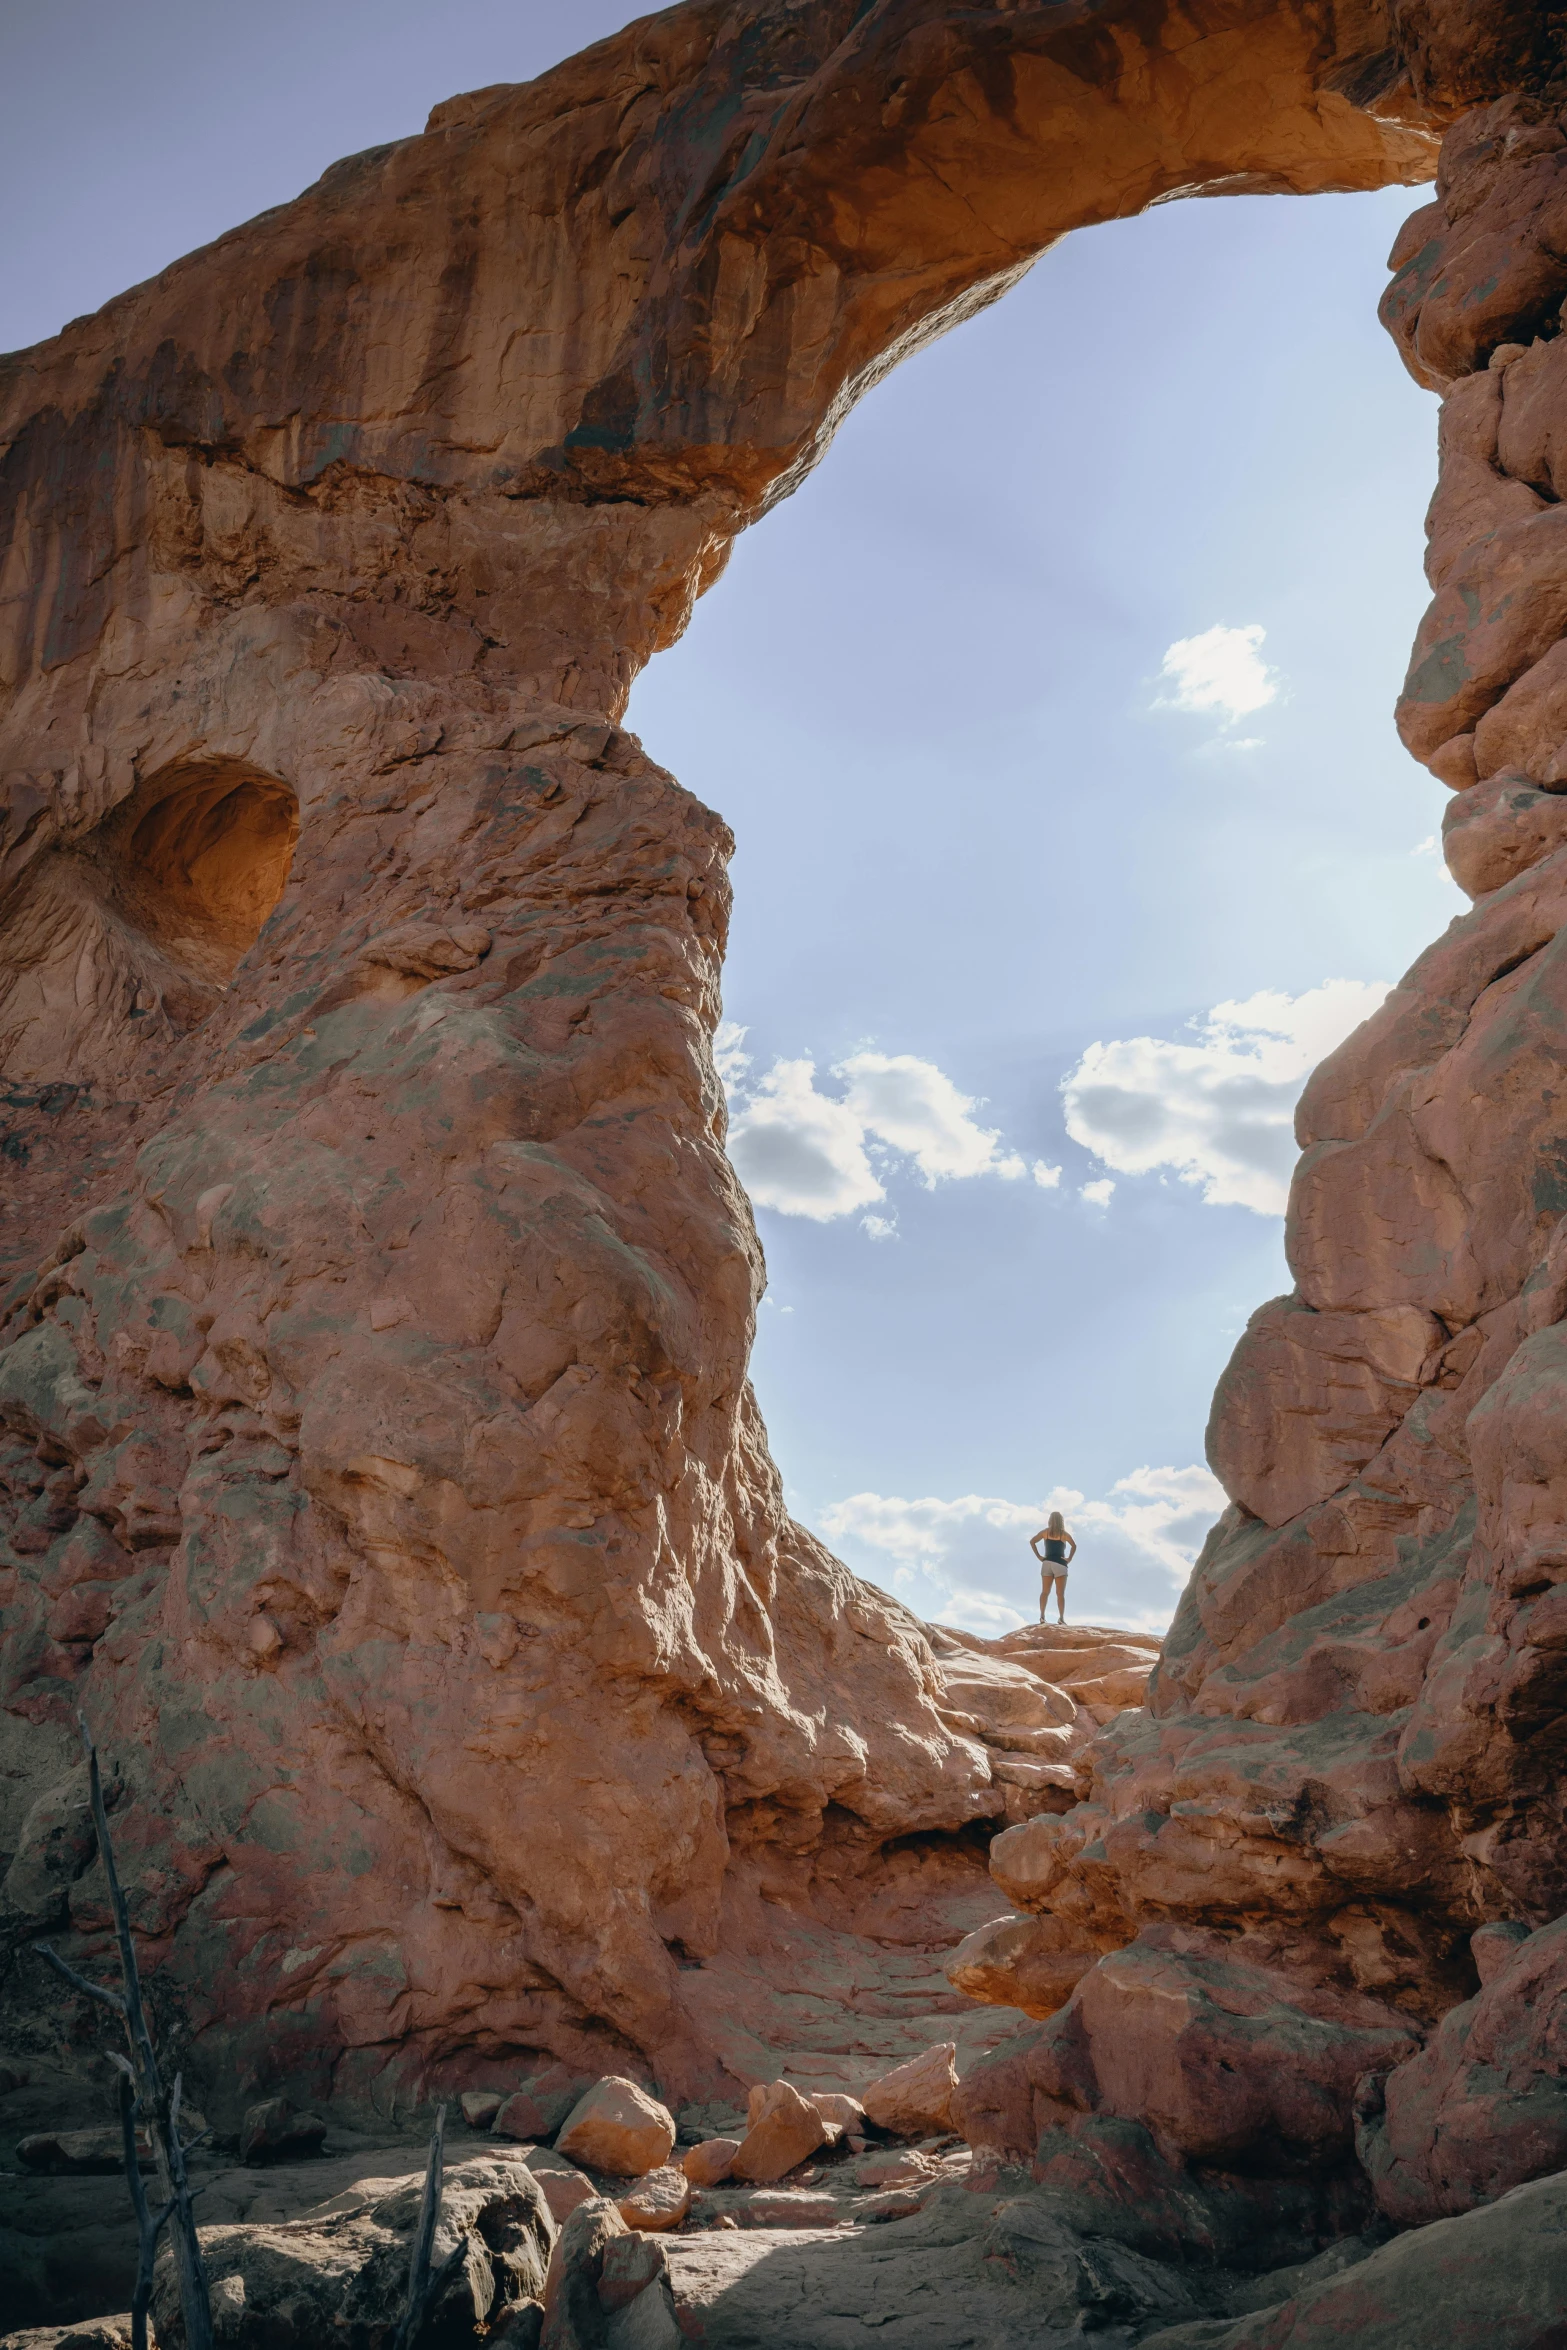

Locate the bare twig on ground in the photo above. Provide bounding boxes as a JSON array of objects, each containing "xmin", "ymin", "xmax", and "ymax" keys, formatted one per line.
[{"xmin": 33, "ymin": 1716, "xmax": 214, "ymax": 2350}]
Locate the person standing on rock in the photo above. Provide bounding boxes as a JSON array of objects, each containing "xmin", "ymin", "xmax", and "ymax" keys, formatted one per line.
[{"xmin": 1031, "ymin": 1511, "xmax": 1076, "ymax": 1623}]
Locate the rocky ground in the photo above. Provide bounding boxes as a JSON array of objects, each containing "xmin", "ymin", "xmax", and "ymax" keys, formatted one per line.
[
  {"xmin": 4, "ymin": 2099, "xmax": 1559, "ymax": 2350},
  {"xmin": 0, "ymin": 1626, "xmax": 1151, "ymax": 2333}
]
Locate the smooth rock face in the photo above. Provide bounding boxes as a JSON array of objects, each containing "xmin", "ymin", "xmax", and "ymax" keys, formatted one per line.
[{"xmin": 1138, "ymin": 2171, "xmax": 1567, "ymax": 2350}]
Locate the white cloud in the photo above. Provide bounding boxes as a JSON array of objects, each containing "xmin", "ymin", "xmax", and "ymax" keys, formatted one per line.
[
  {"xmin": 1413, "ymin": 834, "xmax": 1440, "ymax": 859},
  {"xmin": 727, "ymin": 1057, "xmax": 886, "ymax": 1220},
  {"xmin": 725, "ymin": 1043, "xmax": 1050, "ymax": 1224},
  {"xmin": 837, "ymin": 1052, "xmax": 1011, "ymax": 1185},
  {"xmin": 714, "ymin": 1019, "xmax": 753, "ymax": 1088},
  {"xmin": 817, "ymin": 1463, "xmax": 1225, "ymax": 1637},
  {"xmin": 1080, "ymin": 1177, "xmax": 1116, "ymax": 1208},
  {"xmin": 1158, "ymin": 622, "xmax": 1277, "ymax": 725},
  {"xmin": 1033, "ymin": 1162, "xmax": 1063, "ymax": 1189},
  {"xmin": 1061, "ymin": 978, "xmax": 1389, "ymax": 1216}
]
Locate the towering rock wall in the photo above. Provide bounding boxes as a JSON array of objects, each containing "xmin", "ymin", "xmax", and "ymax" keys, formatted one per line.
[{"xmin": 0, "ymin": 0, "xmax": 1541, "ymax": 2188}]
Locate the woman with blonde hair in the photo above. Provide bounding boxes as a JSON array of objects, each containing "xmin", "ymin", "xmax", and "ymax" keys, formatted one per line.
[{"xmin": 1030, "ymin": 1510, "xmax": 1076, "ymax": 1625}]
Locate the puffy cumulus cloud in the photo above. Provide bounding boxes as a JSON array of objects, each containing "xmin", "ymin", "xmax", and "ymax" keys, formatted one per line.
[
  {"xmin": 726, "ymin": 1056, "xmax": 885, "ymax": 1221},
  {"xmin": 1158, "ymin": 622, "xmax": 1277, "ymax": 725},
  {"xmin": 838, "ymin": 1052, "xmax": 1020, "ymax": 1185},
  {"xmin": 1060, "ymin": 979, "xmax": 1389, "ymax": 1216},
  {"xmin": 817, "ymin": 1463, "xmax": 1224, "ymax": 1637},
  {"xmin": 1080, "ymin": 1177, "xmax": 1115, "ymax": 1208},
  {"xmin": 723, "ymin": 1038, "xmax": 1053, "ymax": 1223}
]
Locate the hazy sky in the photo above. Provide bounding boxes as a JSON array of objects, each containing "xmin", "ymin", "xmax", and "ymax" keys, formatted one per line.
[{"xmin": 2, "ymin": 4, "xmax": 1462, "ymax": 1636}]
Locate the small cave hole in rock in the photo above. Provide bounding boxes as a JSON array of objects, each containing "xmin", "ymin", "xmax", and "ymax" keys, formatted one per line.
[{"xmin": 112, "ymin": 762, "xmax": 299, "ymax": 986}]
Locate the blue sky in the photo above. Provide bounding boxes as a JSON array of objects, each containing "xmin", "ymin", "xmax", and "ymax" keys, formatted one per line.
[{"xmin": 2, "ymin": 3, "xmax": 1463, "ymax": 1636}]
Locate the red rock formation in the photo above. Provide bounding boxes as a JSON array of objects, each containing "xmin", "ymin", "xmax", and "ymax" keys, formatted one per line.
[
  {"xmin": 13, "ymin": 39, "xmax": 1567, "ymax": 2350},
  {"xmin": 0, "ymin": 0, "xmax": 1446, "ymax": 2131},
  {"xmin": 953, "ymin": 59, "xmax": 1567, "ymax": 2268}
]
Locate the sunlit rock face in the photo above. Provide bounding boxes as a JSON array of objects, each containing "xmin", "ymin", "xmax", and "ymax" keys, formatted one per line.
[{"xmin": 0, "ymin": 0, "xmax": 1543, "ymax": 2210}]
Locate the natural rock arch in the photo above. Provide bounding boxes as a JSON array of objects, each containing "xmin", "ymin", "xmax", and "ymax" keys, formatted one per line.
[{"xmin": 1, "ymin": 4, "xmax": 1564, "ymax": 2273}]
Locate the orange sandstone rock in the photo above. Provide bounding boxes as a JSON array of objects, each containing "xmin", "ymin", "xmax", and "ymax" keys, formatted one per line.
[
  {"xmin": 614, "ymin": 2165, "xmax": 691, "ymax": 2233},
  {"xmin": 861, "ymin": 2043, "xmax": 957, "ymax": 2138},
  {"xmin": 679, "ymin": 2137, "xmax": 740, "ymax": 2189},
  {"xmin": 728, "ymin": 2081, "xmax": 825, "ymax": 2185},
  {"xmin": 555, "ymin": 2081, "xmax": 675, "ymax": 2180}
]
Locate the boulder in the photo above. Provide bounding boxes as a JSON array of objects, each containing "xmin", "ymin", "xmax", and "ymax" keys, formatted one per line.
[
  {"xmin": 15, "ymin": 2130, "xmax": 147, "ymax": 2177},
  {"xmin": 493, "ymin": 2066, "xmax": 596, "ymax": 2145},
  {"xmin": 237, "ymin": 2098, "xmax": 325, "ymax": 2165},
  {"xmin": 524, "ymin": 2149, "xmax": 599, "ymax": 2226},
  {"xmin": 945, "ymin": 1912, "xmax": 1098, "ymax": 2017},
  {"xmin": 540, "ymin": 2199, "xmax": 681, "ymax": 2350},
  {"xmin": 614, "ymin": 2166, "xmax": 691, "ymax": 2232},
  {"xmin": 679, "ymin": 2137, "xmax": 740, "ymax": 2188},
  {"xmin": 0, "ymin": 2330, "xmax": 132, "ymax": 2350},
  {"xmin": 1044, "ymin": 1936, "xmax": 1419, "ymax": 2169},
  {"xmin": 486, "ymin": 2306, "xmax": 544, "ymax": 2350},
  {"xmin": 1442, "ymin": 768, "xmax": 1567, "ymax": 898},
  {"xmin": 1358, "ymin": 1914, "xmax": 1567, "ymax": 2224},
  {"xmin": 461, "ymin": 2091, "xmax": 503, "ymax": 2130},
  {"xmin": 1139, "ymin": 2170, "xmax": 1567, "ymax": 2350},
  {"xmin": 861, "ymin": 2042, "xmax": 958, "ymax": 2137},
  {"xmin": 808, "ymin": 2093, "xmax": 866, "ymax": 2137},
  {"xmin": 147, "ymin": 2152, "xmax": 554, "ymax": 2349},
  {"xmin": 555, "ymin": 2080, "xmax": 675, "ymax": 2179},
  {"xmin": 1206, "ymin": 1295, "xmax": 1441, "ymax": 1528},
  {"xmin": 853, "ymin": 2149, "xmax": 938, "ymax": 2190},
  {"xmin": 727, "ymin": 2081, "xmax": 826, "ymax": 2184}
]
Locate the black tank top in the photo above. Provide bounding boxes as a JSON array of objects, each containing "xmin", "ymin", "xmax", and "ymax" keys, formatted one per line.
[{"xmin": 1043, "ymin": 1537, "xmax": 1068, "ymax": 1564}]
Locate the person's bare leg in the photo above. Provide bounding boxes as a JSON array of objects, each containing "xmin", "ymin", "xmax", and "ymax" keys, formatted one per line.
[{"xmin": 1057, "ymin": 1580, "xmax": 1067, "ymax": 1625}]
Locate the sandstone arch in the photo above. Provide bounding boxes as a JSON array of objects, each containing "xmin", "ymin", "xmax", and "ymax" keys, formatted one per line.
[{"xmin": 1, "ymin": 7, "xmax": 1563, "ymax": 2275}]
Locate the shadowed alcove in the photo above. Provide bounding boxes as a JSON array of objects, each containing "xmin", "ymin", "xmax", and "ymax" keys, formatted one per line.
[
  {"xmin": 0, "ymin": 757, "xmax": 299, "ymax": 1083},
  {"xmin": 110, "ymin": 761, "xmax": 300, "ymax": 988}
]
